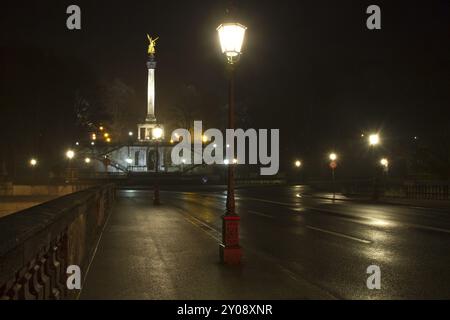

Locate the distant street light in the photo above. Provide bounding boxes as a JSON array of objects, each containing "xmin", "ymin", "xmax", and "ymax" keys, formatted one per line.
[
  {"xmin": 152, "ymin": 125, "xmax": 163, "ymax": 205},
  {"xmin": 66, "ymin": 150, "xmax": 75, "ymax": 159},
  {"xmin": 368, "ymin": 134, "xmax": 381, "ymax": 199},
  {"xmin": 128, "ymin": 131, "xmax": 133, "ymax": 136},
  {"xmin": 369, "ymin": 133, "xmax": 380, "ymax": 146},
  {"xmin": 329, "ymin": 153, "xmax": 338, "ymax": 199},
  {"xmin": 294, "ymin": 160, "xmax": 302, "ymax": 184},
  {"xmin": 30, "ymin": 158, "xmax": 37, "ymax": 166},
  {"xmin": 126, "ymin": 158, "xmax": 133, "ymax": 165},
  {"xmin": 380, "ymin": 158, "xmax": 389, "ymax": 176},
  {"xmin": 66, "ymin": 149, "xmax": 75, "ymax": 184},
  {"xmin": 217, "ymin": 18, "xmax": 247, "ymax": 265},
  {"xmin": 84, "ymin": 157, "xmax": 91, "ymax": 164}
]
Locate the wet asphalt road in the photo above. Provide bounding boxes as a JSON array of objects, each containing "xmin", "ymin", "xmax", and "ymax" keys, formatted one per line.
[{"xmin": 161, "ymin": 185, "xmax": 450, "ymax": 299}]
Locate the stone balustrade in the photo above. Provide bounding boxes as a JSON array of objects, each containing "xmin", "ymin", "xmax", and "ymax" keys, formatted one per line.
[{"xmin": 0, "ymin": 184, "xmax": 115, "ymax": 300}]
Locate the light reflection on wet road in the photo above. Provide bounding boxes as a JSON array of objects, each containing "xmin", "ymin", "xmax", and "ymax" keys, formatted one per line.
[{"xmin": 122, "ymin": 186, "xmax": 450, "ymax": 299}]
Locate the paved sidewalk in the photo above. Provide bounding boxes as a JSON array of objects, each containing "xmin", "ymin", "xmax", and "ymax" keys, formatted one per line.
[{"xmin": 80, "ymin": 193, "xmax": 333, "ymax": 299}]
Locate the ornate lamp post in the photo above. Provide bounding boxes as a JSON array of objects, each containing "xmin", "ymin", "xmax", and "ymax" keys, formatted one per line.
[
  {"xmin": 217, "ymin": 20, "xmax": 247, "ymax": 265},
  {"xmin": 152, "ymin": 125, "xmax": 163, "ymax": 205}
]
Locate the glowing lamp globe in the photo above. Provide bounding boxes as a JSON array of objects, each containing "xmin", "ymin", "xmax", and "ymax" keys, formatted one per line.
[
  {"xmin": 152, "ymin": 126, "xmax": 163, "ymax": 140},
  {"xmin": 217, "ymin": 23, "xmax": 247, "ymax": 63}
]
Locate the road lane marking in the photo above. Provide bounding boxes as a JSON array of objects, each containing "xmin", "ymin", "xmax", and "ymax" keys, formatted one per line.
[
  {"xmin": 247, "ymin": 210, "xmax": 273, "ymax": 218},
  {"xmin": 306, "ymin": 225, "xmax": 372, "ymax": 244},
  {"xmin": 408, "ymin": 224, "xmax": 450, "ymax": 234},
  {"xmin": 182, "ymin": 213, "xmax": 221, "ymax": 242},
  {"xmin": 236, "ymin": 196, "xmax": 293, "ymax": 206}
]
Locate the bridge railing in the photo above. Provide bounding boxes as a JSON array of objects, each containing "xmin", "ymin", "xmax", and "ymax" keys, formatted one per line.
[
  {"xmin": 0, "ymin": 184, "xmax": 115, "ymax": 300},
  {"xmin": 309, "ymin": 179, "xmax": 450, "ymax": 201}
]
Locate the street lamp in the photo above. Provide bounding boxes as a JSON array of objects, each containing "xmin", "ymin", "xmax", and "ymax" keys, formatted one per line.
[
  {"xmin": 84, "ymin": 157, "xmax": 91, "ymax": 164},
  {"xmin": 294, "ymin": 160, "xmax": 302, "ymax": 184},
  {"xmin": 329, "ymin": 153, "xmax": 338, "ymax": 199},
  {"xmin": 66, "ymin": 149, "xmax": 75, "ymax": 184},
  {"xmin": 368, "ymin": 133, "xmax": 380, "ymax": 199},
  {"xmin": 380, "ymin": 158, "xmax": 389, "ymax": 175},
  {"xmin": 152, "ymin": 125, "xmax": 163, "ymax": 205},
  {"xmin": 29, "ymin": 158, "xmax": 38, "ymax": 185},
  {"xmin": 217, "ymin": 18, "xmax": 246, "ymax": 265},
  {"xmin": 369, "ymin": 133, "xmax": 380, "ymax": 146},
  {"xmin": 66, "ymin": 150, "xmax": 75, "ymax": 160}
]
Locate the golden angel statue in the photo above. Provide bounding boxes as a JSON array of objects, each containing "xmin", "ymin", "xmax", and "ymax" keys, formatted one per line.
[{"xmin": 147, "ymin": 34, "xmax": 159, "ymax": 55}]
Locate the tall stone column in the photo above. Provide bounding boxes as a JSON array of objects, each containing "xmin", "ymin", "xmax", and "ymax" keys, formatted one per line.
[{"xmin": 146, "ymin": 55, "xmax": 157, "ymax": 123}]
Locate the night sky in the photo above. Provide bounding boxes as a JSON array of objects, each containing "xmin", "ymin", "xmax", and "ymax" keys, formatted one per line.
[{"xmin": 1, "ymin": 0, "xmax": 450, "ymax": 178}]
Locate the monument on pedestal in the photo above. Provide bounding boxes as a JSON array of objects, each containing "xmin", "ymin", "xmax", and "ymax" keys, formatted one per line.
[{"xmin": 137, "ymin": 35, "xmax": 164, "ymax": 140}]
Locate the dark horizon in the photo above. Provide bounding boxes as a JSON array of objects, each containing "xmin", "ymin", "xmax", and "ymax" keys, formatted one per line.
[{"xmin": 1, "ymin": 0, "xmax": 450, "ymax": 178}]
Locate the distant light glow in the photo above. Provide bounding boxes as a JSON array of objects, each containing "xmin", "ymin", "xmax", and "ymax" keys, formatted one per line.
[
  {"xmin": 75, "ymin": 142, "xmax": 79, "ymax": 146},
  {"xmin": 126, "ymin": 158, "xmax": 133, "ymax": 164},
  {"xmin": 91, "ymin": 141, "xmax": 95, "ymax": 146},
  {"xmin": 84, "ymin": 157, "xmax": 91, "ymax": 164},
  {"xmin": 217, "ymin": 23, "xmax": 247, "ymax": 59},
  {"xmin": 380, "ymin": 158, "xmax": 389, "ymax": 167},
  {"xmin": 152, "ymin": 126, "xmax": 163, "ymax": 140},
  {"xmin": 369, "ymin": 133, "xmax": 380, "ymax": 146},
  {"xmin": 329, "ymin": 153, "xmax": 337, "ymax": 161},
  {"xmin": 295, "ymin": 160, "xmax": 301, "ymax": 167},
  {"xmin": 224, "ymin": 159, "xmax": 230, "ymax": 165},
  {"xmin": 30, "ymin": 158, "xmax": 37, "ymax": 166},
  {"xmin": 128, "ymin": 131, "xmax": 133, "ymax": 136},
  {"xmin": 66, "ymin": 150, "xmax": 75, "ymax": 159}
]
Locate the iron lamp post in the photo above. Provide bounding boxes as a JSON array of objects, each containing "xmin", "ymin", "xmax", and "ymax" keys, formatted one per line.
[{"xmin": 217, "ymin": 21, "xmax": 247, "ymax": 265}]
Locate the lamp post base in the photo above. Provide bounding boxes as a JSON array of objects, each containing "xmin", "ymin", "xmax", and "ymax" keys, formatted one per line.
[
  {"xmin": 220, "ymin": 215, "xmax": 241, "ymax": 265},
  {"xmin": 219, "ymin": 244, "xmax": 242, "ymax": 265}
]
